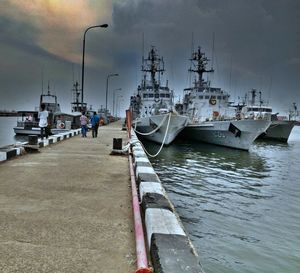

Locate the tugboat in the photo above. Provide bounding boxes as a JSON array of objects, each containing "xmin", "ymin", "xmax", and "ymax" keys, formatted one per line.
[
  {"xmin": 237, "ymin": 89, "xmax": 300, "ymax": 142},
  {"xmin": 178, "ymin": 47, "xmax": 271, "ymax": 150},
  {"xmin": 14, "ymin": 83, "xmax": 81, "ymax": 135},
  {"xmin": 129, "ymin": 46, "xmax": 188, "ymax": 145}
]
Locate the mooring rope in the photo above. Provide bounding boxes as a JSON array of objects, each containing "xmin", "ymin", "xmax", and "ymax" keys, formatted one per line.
[
  {"xmin": 133, "ymin": 114, "xmax": 168, "ymax": 136},
  {"xmin": 137, "ymin": 113, "xmax": 172, "ymax": 158}
]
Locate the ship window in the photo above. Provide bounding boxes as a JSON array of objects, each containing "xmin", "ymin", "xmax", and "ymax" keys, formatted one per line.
[
  {"xmin": 223, "ymin": 96, "xmax": 227, "ymax": 100},
  {"xmin": 143, "ymin": 94, "xmax": 149, "ymax": 98},
  {"xmin": 205, "ymin": 96, "xmax": 210, "ymax": 99},
  {"xmin": 160, "ymin": 93, "xmax": 166, "ymax": 98},
  {"xmin": 199, "ymin": 96, "xmax": 203, "ymax": 99},
  {"xmin": 155, "ymin": 94, "xmax": 159, "ymax": 98},
  {"xmin": 211, "ymin": 95, "xmax": 216, "ymax": 99},
  {"xmin": 261, "ymin": 108, "xmax": 272, "ymax": 112},
  {"xmin": 149, "ymin": 93, "xmax": 154, "ymax": 98},
  {"xmin": 217, "ymin": 96, "xmax": 221, "ymax": 100},
  {"xmin": 166, "ymin": 94, "xmax": 170, "ymax": 98}
]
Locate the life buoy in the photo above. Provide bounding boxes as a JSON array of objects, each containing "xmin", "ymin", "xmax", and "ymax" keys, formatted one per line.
[
  {"xmin": 213, "ymin": 111, "xmax": 219, "ymax": 117},
  {"xmin": 59, "ymin": 122, "xmax": 65, "ymax": 129},
  {"xmin": 209, "ymin": 98, "xmax": 217, "ymax": 105}
]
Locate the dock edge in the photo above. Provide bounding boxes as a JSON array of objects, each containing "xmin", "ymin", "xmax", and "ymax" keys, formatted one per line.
[
  {"xmin": 130, "ymin": 129, "xmax": 204, "ymax": 273},
  {"xmin": 0, "ymin": 129, "xmax": 81, "ymax": 163}
]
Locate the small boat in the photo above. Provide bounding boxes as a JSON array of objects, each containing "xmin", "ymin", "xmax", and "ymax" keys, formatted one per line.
[
  {"xmin": 130, "ymin": 46, "xmax": 188, "ymax": 146},
  {"xmin": 178, "ymin": 47, "xmax": 271, "ymax": 150},
  {"xmin": 14, "ymin": 87, "xmax": 81, "ymax": 136},
  {"xmin": 237, "ymin": 89, "xmax": 300, "ymax": 142}
]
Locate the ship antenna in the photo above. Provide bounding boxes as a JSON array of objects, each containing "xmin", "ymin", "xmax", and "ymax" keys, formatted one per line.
[
  {"xmin": 191, "ymin": 32, "xmax": 194, "ymax": 55},
  {"xmin": 209, "ymin": 32, "xmax": 215, "ymax": 87},
  {"xmin": 189, "ymin": 32, "xmax": 194, "ymax": 87},
  {"xmin": 48, "ymin": 81, "xmax": 50, "ymax": 95},
  {"xmin": 141, "ymin": 32, "xmax": 145, "ymax": 84},
  {"xmin": 141, "ymin": 32, "xmax": 145, "ymax": 72},
  {"xmin": 72, "ymin": 63, "xmax": 75, "ymax": 85},
  {"xmin": 229, "ymin": 54, "xmax": 232, "ymax": 92},
  {"xmin": 142, "ymin": 32, "xmax": 145, "ymax": 61},
  {"xmin": 259, "ymin": 91, "xmax": 262, "ymax": 106},
  {"xmin": 41, "ymin": 67, "xmax": 44, "ymax": 95},
  {"xmin": 211, "ymin": 32, "xmax": 215, "ymax": 71}
]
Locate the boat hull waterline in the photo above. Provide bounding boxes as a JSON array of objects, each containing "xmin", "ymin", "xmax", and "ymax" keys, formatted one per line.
[
  {"xmin": 258, "ymin": 120, "xmax": 300, "ymax": 142},
  {"xmin": 182, "ymin": 119, "xmax": 271, "ymax": 150},
  {"xmin": 134, "ymin": 114, "xmax": 188, "ymax": 146},
  {"xmin": 13, "ymin": 127, "xmax": 71, "ymax": 136}
]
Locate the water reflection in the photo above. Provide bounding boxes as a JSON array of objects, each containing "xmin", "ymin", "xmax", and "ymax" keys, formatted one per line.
[
  {"xmin": 141, "ymin": 128, "xmax": 300, "ymax": 273},
  {"xmin": 144, "ymin": 138, "xmax": 269, "ymax": 178}
]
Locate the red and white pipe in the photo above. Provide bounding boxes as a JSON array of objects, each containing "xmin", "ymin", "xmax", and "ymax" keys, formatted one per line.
[{"xmin": 127, "ymin": 109, "xmax": 152, "ymax": 273}]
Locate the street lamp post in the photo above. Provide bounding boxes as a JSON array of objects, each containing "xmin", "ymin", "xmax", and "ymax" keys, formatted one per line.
[
  {"xmin": 116, "ymin": 95, "xmax": 123, "ymax": 118},
  {"xmin": 81, "ymin": 24, "xmax": 108, "ymax": 110},
  {"xmin": 105, "ymin": 73, "xmax": 119, "ymax": 117},
  {"xmin": 113, "ymin": 88, "xmax": 122, "ymax": 118}
]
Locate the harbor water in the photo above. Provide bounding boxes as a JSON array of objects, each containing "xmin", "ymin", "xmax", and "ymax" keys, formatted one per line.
[
  {"xmin": 0, "ymin": 117, "xmax": 28, "ymax": 147},
  {"xmin": 1, "ymin": 116, "xmax": 299, "ymax": 272},
  {"xmin": 145, "ymin": 127, "xmax": 300, "ymax": 273}
]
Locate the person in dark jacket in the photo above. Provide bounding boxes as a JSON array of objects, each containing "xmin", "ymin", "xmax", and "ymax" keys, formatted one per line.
[{"xmin": 90, "ymin": 112, "xmax": 100, "ymax": 138}]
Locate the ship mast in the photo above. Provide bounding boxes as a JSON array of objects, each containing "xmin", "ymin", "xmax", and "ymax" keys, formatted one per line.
[
  {"xmin": 141, "ymin": 46, "xmax": 165, "ymax": 94},
  {"xmin": 189, "ymin": 47, "xmax": 214, "ymax": 89},
  {"xmin": 250, "ymin": 88, "xmax": 257, "ymax": 105},
  {"xmin": 71, "ymin": 81, "xmax": 84, "ymax": 112}
]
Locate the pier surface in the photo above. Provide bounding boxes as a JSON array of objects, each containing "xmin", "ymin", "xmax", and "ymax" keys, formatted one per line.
[{"xmin": 0, "ymin": 121, "xmax": 136, "ymax": 273}]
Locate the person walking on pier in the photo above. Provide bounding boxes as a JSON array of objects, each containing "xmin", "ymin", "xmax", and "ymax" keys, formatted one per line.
[
  {"xmin": 80, "ymin": 111, "xmax": 88, "ymax": 137},
  {"xmin": 38, "ymin": 103, "xmax": 49, "ymax": 139},
  {"xmin": 90, "ymin": 111, "xmax": 100, "ymax": 138}
]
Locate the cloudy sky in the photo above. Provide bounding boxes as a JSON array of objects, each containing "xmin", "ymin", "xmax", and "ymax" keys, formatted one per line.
[{"xmin": 0, "ymin": 0, "xmax": 299, "ymax": 115}]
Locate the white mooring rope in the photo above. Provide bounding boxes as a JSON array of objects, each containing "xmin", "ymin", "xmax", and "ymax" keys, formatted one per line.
[
  {"xmin": 133, "ymin": 114, "xmax": 168, "ymax": 136},
  {"xmin": 136, "ymin": 113, "xmax": 172, "ymax": 158}
]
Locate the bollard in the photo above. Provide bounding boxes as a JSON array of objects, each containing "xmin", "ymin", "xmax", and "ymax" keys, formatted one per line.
[
  {"xmin": 113, "ymin": 138, "xmax": 122, "ymax": 150},
  {"xmin": 28, "ymin": 135, "xmax": 38, "ymax": 145}
]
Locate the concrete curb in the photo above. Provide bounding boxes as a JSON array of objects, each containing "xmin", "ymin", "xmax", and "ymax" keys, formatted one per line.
[
  {"xmin": 0, "ymin": 129, "xmax": 81, "ymax": 163},
  {"xmin": 130, "ymin": 130, "xmax": 203, "ymax": 273}
]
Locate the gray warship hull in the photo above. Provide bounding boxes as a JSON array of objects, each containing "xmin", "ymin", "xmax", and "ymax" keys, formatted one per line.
[{"xmin": 182, "ymin": 119, "xmax": 271, "ymax": 150}]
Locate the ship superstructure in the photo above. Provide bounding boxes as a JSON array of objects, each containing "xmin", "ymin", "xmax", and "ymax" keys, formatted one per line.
[
  {"xmin": 130, "ymin": 47, "xmax": 188, "ymax": 146},
  {"xmin": 179, "ymin": 47, "xmax": 270, "ymax": 150}
]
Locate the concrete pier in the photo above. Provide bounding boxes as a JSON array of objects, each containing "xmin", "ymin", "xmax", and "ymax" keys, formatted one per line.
[{"xmin": 0, "ymin": 121, "xmax": 136, "ymax": 273}]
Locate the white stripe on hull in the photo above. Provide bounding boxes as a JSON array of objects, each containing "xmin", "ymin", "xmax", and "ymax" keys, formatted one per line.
[
  {"xmin": 184, "ymin": 119, "xmax": 271, "ymax": 150},
  {"xmin": 14, "ymin": 127, "xmax": 71, "ymax": 135},
  {"xmin": 14, "ymin": 127, "xmax": 41, "ymax": 135},
  {"xmin": 135, "ymin": 114, "xmax": 188, "ymax": 145}
]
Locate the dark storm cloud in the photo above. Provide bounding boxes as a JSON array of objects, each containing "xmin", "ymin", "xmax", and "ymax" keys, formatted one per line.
[
  {"xmin": 0, "ymin": 17, "xmax": 66, "ymax": 62},
  {"xmin": 110, "ymin": 0, "xmax": 300, "ymax": 112},
  {"xmin": 0, "ymin": 0, "xmax": 299, "ymax": 113},
  {"xmin": 0, "ymin": 16, "xmax": 74, "ymax": 112}
]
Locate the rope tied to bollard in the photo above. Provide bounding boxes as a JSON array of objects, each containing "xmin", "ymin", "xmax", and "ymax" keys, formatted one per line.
[{"xmin": 133, "ymin": 113, "xmax": 172, "ymax": 158}]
